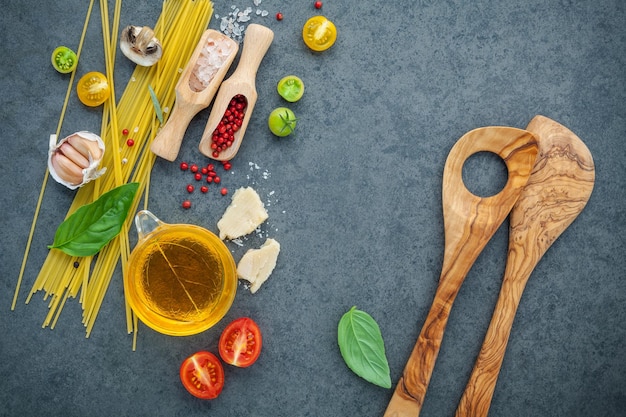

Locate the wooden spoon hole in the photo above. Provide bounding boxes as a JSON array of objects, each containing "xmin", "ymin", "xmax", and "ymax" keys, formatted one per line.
[{"xmin": 462, "ymin": 151, "xmax": 509, "ymax": 198}]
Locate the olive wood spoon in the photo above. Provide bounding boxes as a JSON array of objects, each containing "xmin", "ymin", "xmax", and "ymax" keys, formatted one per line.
[
  {"xmin": 150, "ymin": 30, "xmax": 239, "ymax": 161},
  {"xmin": 198, "ymin": 24, "xmax": 274, "ymax": 161},
  {"xmin": 384, "ymin": 127, "xmax": 539, "ymax": 417},
  {"xmin": 455, "ymin": 115, "xmax": 595, "ymax": 417}
]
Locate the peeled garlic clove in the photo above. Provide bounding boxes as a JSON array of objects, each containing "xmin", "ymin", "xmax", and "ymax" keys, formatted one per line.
[
  {"xmin": 48, "ymin": 131, "xmax": 107, "ymax": 190},
  {"xmin": 120, "ymin": 25, "xmax": 163, "ymax": 67}
]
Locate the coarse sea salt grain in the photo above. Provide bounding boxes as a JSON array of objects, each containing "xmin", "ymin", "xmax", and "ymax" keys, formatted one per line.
[
  {"xmin": 188, "ymin": 38, "xmax": 235, "ymax": 92},
  {"xmin": 217, "ymin": 1, "xmax": 269, "ymax": 41}
]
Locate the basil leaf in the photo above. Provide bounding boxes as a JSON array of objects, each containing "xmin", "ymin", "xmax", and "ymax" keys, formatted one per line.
[
  {"xmin": 338, "ymin": 306, "xmax": 391, "ymax": 389},
  {"xmin": 148, "ymin": 85, "xmax": 163, "ymax": 124},
  {"xmin": 48, "ymin": 182, "xmax": 139, "ymax": 257}
]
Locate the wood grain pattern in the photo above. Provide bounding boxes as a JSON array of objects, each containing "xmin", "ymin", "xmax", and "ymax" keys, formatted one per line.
[
  {"xmin": 455, "ymin": 115, "xmax": 595, "ymax": 417},
  {"xmin": 385, "ymin": 127, "xmax": 539, "ymax": 417},
  {"xmin": 150, "ymin": 30, "xmax": 238, "ymax": 161},
  {"xmin": 198, "ymin": 24, "xmax": 274, "ymax": 161}
]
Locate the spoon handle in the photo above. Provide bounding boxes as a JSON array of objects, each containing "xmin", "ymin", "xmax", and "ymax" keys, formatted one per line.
[
  {"xmin": 150, "ymin": 97, "xmax": 198, "ymax": 161},
  {"xmin": 454, "ymin": 256, "xmax": 533, "ymax": 417},
  {"xmin": 385, "ymin": 127, "xmax": 539, "ymax": 417},
  {"xmin": 455, "ymin": 115, "xmax": 595, "ymax": 417},
  {"xmin": 229, "ymin": 24, "xmax": 274, "ymax": 83}
]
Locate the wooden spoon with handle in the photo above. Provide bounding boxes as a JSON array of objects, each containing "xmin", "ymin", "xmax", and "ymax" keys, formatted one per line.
[
  {"xmin": 384, "ymin": 127, "xmax": 539, "ymax": 416},
  {"xmin": 454, "ymin": 115, "xmax": 595, "ymax": 417},
  {"xmin": 198, "ymin": 24, "xmax": 274, "ymax": 161},
  {"xmin": 150, "ymin": 30, "xmax": 239, "ymax": 161}
]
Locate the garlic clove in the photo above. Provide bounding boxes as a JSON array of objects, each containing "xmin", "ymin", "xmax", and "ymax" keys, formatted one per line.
[
  {"xmin": 59, "ymin": 142, "xmax": 90, "ymax": 168},
  {"xmin": 48, "ymin": 131, "xmax": 107, "ymax": 190},
  {"xmin": 50, "ymin": 153, "xmax": 85, "ymax": 186},
  {"xmin": 66, "ymin": 133, "xmax": 103, "ymax": 161},
  {"xmin": 120, "ymin": 25, "xmax": 163, "ymax": 67}
]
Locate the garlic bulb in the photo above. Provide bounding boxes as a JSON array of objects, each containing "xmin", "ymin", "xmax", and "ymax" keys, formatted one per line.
[
  {"xmin": 120, "ymin": 25, "xmax": 163, "ymax": 67},
  {"xmin": 48, "ymin": 131, "xmax": 107, "ymax": 190}
]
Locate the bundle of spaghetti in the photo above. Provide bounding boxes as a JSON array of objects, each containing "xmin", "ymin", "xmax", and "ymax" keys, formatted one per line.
[{"xmin": 18, "ymin": 0, "xmax": 215, "ymax": 339}]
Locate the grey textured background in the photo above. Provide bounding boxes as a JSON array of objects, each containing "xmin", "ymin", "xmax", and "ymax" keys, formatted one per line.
[{"xmin": 1, "ymin": 0, "xmax": 625, "ymax": 416}]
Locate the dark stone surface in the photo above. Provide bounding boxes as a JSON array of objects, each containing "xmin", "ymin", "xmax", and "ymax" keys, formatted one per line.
[{"xmin": 1, "ymin": 0, "xmax": 624, "ymax": 416}]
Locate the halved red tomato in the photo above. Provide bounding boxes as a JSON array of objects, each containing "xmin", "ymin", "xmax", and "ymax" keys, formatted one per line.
[
  {"xmin": 179, "ymin": 351, "xmax": 224, "ymax": 399},
  {"xmin": 219, "ymin": 317, "xmax": 262, "ymax": 368}
]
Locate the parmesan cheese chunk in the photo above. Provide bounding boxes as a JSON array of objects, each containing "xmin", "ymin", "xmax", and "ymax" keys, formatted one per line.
[
  {"xmin": 217, "ymin": 187, "xmax": 269, "ymax": 240},
  {"xmin": 237, "ymin": 238, "xmax": 280, "ymax": 293}
]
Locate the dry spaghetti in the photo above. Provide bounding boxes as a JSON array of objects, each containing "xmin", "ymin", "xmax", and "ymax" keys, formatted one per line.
[{"xmin": 13, "ymin": 0, "xmax": 215, "ymax": 347}]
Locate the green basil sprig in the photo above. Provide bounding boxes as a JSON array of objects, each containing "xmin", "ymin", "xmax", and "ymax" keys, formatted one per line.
[
  {"xmin": 338, "ymin": 306, "xmax": 391, "ymax": 388},
  {"xmin": 48, "ymin": 182, "xmax": 139, "ymax": 257}
]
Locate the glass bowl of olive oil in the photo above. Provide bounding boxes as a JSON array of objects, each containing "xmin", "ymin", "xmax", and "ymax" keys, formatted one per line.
[{"xmin": 125, "ymin": 210, "xmax": 237, "ymax": 336}]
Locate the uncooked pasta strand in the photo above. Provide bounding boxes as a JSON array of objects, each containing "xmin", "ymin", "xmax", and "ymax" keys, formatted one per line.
[{"xmin": 17, "ymin": 0, "xmax": 214, "ymax": 341}]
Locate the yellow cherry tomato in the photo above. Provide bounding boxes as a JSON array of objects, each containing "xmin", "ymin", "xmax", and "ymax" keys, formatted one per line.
[
  {"xmin": 302, "ymin": 16, "xmax": 337, "ymax": 52},
  {"xmin": 76, "ymin": 71, "xmax": 110, "ymax": 107}
]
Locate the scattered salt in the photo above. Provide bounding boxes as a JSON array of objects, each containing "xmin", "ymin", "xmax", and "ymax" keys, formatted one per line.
[{"xmin": 216, "ymin": 1, "xmax": 270, "ymax": 41}]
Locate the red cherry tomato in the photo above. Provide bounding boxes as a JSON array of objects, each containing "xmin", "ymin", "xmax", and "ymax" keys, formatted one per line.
[
  {"xmin": 179, "ymin": 351, "xmax": 225, "ymax": 400},
  {"xmin": 219, "ymin": 317, "xmax": 262, "ymax": 368}
]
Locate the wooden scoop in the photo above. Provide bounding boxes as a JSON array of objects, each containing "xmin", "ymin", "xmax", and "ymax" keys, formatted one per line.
[
  {"xmin": 455, "ymin": 116, "xmax": 595, "ymax": 417},
  {"xmin": 150, "ymin": 29, "xmax": 239, "ymax": 161},
  {"xmin": 384, "ymin": 127, "xmax": 539, "ymax": 417},
  {"xmin": 198, "ymin": 24, "xmax": 274, "ymax": 161}
]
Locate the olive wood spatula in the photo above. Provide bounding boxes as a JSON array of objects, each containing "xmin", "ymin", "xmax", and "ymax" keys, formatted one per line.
[
  {"xmin": 384, "ymin": 126, "xmax": 539, "ymax": 416},
  {"xmin": 454, "ymin": 115, "xmax": 595, "ymax": 417}
]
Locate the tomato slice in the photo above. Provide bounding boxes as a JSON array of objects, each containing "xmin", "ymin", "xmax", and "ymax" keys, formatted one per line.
[
  {"xmin": 302, "ymin": 16, "xmax": 337, "ymax": 52},
  {"xmin": 219, "ymin": 317, "xmax": 262, "ymax": 368},
  {"xmin": 179, "ymin": 351, "xmax": 225, "ymax": 400},
  {"xmin": 277, "ymin": 75, "xmax": 305, "ymax": 102},
  {"xmin": 51, "ymin": 46, "xmax": 78, "ymax": 74},
  {"xmin": 76, "ymin": 71, "xmax": 110, "ymax": 107}
]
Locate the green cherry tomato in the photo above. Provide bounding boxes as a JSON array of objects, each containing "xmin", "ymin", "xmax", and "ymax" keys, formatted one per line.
[
  {"xmin": 268, "ymin": 107, "xmax": 297, "ymax": 137},
  {"xmin": 277, "ymin": 75, "xmax": 304, "ymax": 102},
  {"xmin": 51, "ymin": 46, "xmax": 78, "ymax": 74}
]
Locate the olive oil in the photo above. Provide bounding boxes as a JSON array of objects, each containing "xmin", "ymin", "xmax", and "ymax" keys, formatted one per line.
[
  {"xmin": 125, "ymin": 211, "xmax": 237, "ymax": 336},
  {"xmin": 132, "ymin": 228, "xmax": 224, "ymax": 322}
]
